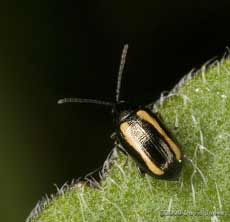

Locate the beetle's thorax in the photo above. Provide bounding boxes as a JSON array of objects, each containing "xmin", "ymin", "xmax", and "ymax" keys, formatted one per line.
[{"xmin": 112, "ymin": 102, "xmax": 136, "ymax": 124}]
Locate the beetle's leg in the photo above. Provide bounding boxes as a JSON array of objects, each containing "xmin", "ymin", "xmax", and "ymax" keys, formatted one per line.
[
  {"xmin": 136, "ymin": 165, "xmax": 146, "ymax": 177},
  {"xmin": 115, "ymin": 142, "xmax": 128, "ymax": 155},
  {"xmin": 111, "ymin": 132, "xmax": 128, "ymax": 154},
  {"xmin": 99, "ymin": 147, "xmax": 118, "ymax": 181},
  {"xmin": 111, "ymin": 132, "xmax": 129, "ymax": 167},
  {"xmin": 145, "ymin": 98, "xmax": 163, "ymax": 113},
  {"xmin": 110, "ymin": 132, "xmax": 116, "ymax": 140},
  {"xmin": 122, "ymin": 152, "xmax": 129, "ymax": 168}
]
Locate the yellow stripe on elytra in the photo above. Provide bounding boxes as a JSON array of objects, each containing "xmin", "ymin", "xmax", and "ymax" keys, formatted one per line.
[
  {"xmin": 120, "ymin": 122, "xmax": 164, "ymax": 176},
  {"xmin": 136, "ymin": 110, "xmax": 182, "ymax": 161}
]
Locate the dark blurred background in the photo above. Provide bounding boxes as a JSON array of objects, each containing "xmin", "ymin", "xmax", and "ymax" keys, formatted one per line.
[{"xmin": 0, "ymin": 0, "xmax": 230, "ymax": 221}]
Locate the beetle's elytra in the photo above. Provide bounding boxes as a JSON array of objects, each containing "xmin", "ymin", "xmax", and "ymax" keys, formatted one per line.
[
  {"xmin": 116, "ymin": 106, "xmax": 182, "ymax": 179},
  {"xmin": 58, "ymin": 44, "xmax": 182, "ymax": 180}
]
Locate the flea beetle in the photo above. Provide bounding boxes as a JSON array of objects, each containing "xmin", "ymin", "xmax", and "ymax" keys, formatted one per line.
[{"xmin": 58, "ymin": 44, "xmax": 182, "ymax": 180}]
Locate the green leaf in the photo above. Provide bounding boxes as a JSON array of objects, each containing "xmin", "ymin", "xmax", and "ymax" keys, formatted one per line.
[{"xmin": 28, "ymin": 58, "xmax": 230, "ymax": 222}]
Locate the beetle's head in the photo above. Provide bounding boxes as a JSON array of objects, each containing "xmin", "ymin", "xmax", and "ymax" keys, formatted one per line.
[{"xmin": 112, "ymin": 101, "xmax": 136, "ymax": 124}]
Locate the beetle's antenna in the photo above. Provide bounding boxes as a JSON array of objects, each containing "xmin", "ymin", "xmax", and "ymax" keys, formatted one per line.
[
  {"xmin": 115, "ymin": 44, "xmax": 129, "ymax": 102},
  {"xmin": 57, "ymin": 98, "xmax": 113, "ymax": 106}
]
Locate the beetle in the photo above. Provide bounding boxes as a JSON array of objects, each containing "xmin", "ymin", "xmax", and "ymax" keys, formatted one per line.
[{"xmin": 58, "ymin": 44, "xmax": 182, "ymax": 180}]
